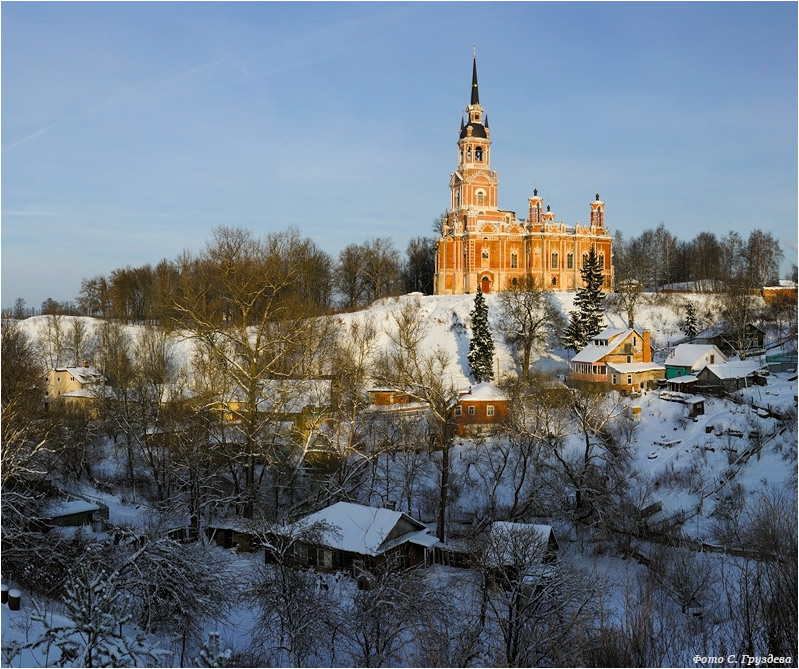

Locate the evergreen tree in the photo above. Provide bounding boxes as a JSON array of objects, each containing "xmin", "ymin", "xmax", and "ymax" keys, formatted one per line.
[
  {"xmin": 562, "ymin": 246, "xmax": 606, "ymax": 351},
  {"xmin": 29, "ymin": 565, "xmax": 162, "ymax": 668},
  {"xmin": 683, "ymin": 301, "xmax": 698, "ymax": 339},
  {"xmin": 467, "ymin": 286, "xmax": 495, "ymax": 383}
]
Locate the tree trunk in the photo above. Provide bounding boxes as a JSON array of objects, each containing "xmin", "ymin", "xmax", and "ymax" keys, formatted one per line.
[{"xmin": 437, "ymin": 444, "xmax": 449, "ymax": 543}]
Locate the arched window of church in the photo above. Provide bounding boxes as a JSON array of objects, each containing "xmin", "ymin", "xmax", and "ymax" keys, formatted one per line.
[
  {"xmin": 511, "ymin": 252, "xmax": 518, "ymax": 269},
  {"xmin": 599, "ymin": 253, "xmax": 605, "ymax": 268},
  {"xmin": 477, "ymin": 192, "xmax": 484, "ymax": 205},
  {"xmin": 475, "ymin": 147, "xmax": 483, "ymax": 161},
  {"xmin": 467, "ymin": 147, "xmax": 472, "ymax": 161},
  {"xmin": 567, "ymin": 253, "xmax": 574, "ymax": 269},
  {"xmin": 456, "ymin": 190, "xmax": 460, "ymax": 207},
  {"xmin": 582, "ymin": 253, "xmax": 589, "ymax": 268},
  {"xmin": 551, "ymin": 252, "xmax": 558, "ymax": 269}
]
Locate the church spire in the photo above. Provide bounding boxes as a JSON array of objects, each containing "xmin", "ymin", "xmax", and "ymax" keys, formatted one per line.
[{"xmin": 470, "ymin": 52, "xmax": 480, "ymax": 105}]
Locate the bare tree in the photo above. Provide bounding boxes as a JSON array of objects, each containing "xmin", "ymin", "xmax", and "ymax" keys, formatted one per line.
[
  {"xmin": 498, "ymin": 279, "xmax": 564, "ymax": 379},
  {"xmin": 471, "ymin": 523, "xmax": 600, "ymax": 666},
  {"xmin": 372, "ymin": 299, "xmax": 459, "ymax": 542},
  {"xmin": 246, "ymin": 520, "xmax": 342, "ymax": 667},
  {"xmin": 171, "ymin": 226, "xmax": 333, "ymax": 519}
]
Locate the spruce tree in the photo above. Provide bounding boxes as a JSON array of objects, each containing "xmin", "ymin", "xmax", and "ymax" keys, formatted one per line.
[
  {"xmin": 467, "ymin": 286, "xmax": 495, "ymax": 383},
  {"xmin": 683, "ymin": 301, "xmax": 698, "ymax": 339},
  {"xmin": 562, "ymin": 246, "xmax": 606, "ymax": 351}
]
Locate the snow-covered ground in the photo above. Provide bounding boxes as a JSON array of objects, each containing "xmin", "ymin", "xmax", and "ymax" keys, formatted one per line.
[{"xmin": 4, "ymin": 292, "xmax": 796, "ymax": 667}]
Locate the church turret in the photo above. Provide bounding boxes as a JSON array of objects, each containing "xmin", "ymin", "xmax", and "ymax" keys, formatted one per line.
[
  {"xmin": 590, "ymin": 192, "xmax": 605, "ymax": 228},
  {"xmin": 528, "ymin": 187, "xmax": 543, "ymax": 224},
  {"xmin": 452, "ymin": 52, "xmax": 496, "ymax": 209}
]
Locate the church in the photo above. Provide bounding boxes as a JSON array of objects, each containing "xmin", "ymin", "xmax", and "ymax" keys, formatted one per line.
[{"xmin": 434, "ymin": 56, "xmax": 613, "ymax": 295}]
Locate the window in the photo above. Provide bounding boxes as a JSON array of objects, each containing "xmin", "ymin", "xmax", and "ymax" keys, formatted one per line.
[
  {"xmin": 477, "ymin": 192, "xmax": 484, "ymax": 205},
  {"xmin": 582, "ymin": 253, "xmax": 589, "ymax": 268},
  {"xmin": 552, "ymin": 277, "xmax": 557, "ymax": 286},
  {"xmin": 567, "ymin": 253, "xmax": 574, "ymax": 269},
  {"xmin": 475, "ymin": 147, "xmax": 483, "ymax": 161},
  {"xmin": 627, "ymin": 375, "xmax": 633, "ymax": 385},
  {"xmin": 455, "ymin": 405, "xmax": 462, "ymax": 416},
  {"xmin": 487, "ymin": 405, "xmax": 495, "ymax": 416},
  {"xmin": 511, "ymin": 278, "xmax": 518, "ymax": 286},
  {"xmin": 710, "ymin": 355, "xmax": 715, "ymax": 364},
  {"xmin": 467, "ymin": 148, "xmax": 472, "ymax": 161},
  {"xmin": 317, "ymin": 549, "xmax": 333, "ymax": 569},
  {"xmin": 511, "ymin": 252, "xmax": 518, "ymax": 268},
  {"xmin": 551, "ymin": 252, "xmax": 558, "ymax": 269},
  {"xmin": 468, "ymin": 406, "xmax": 476, "ymax": 416},
  {"xmin": 627, "ymin": 355, "xmax": 632, "ymax": 363},
  {"xmin": 611, "ymin": 374, "xmax": 617, "ymax": 385},
  {"xmin": 293, "ymin": 543, "xmax": 308, "ymax": 563}
]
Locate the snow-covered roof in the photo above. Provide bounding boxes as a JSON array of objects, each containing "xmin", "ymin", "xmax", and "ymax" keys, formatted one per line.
[
  {"xmin": 702, "ymin": 361, "xmax": 761, "ymax": 380},
  {"xmin": 223, "ymin": 379, "xmax": 331, "ymax": 413},
  {"xmin": 572, "ymin": 328, "xmax": 639, "ymax": 364},
  {"xmin": 62, "ymin": 386, "xmax": 116, "ymax": 399},
  {"xmin": 486, "ymin": 521, "xmax": 555, "ymax": 566},
  {"xmin": 45, "ymin": 500, "xmax": 100, "ymax": 517},
  {"xmin": 666, "ymin": 344, "xmax": 727, "ymax": 368},
  {"xmin": 459, "ymin": 382, "xmax": 506, "ymax": 401},
  {"xmin": 53, "ymin": 366, "xmax": 105, "ymax": 385},
  {"xmin": 571, "ymin": 344, "xmax": 612, "ymax": 364},
  {"xmin": 607, "ymin": 362, "xmax": 665, "ymax": 374},
  {"xmin": 592, "ymin": 327, "xmax": 629, "ymax": 342},
  {"xmin": 668, "ymin": 375, "xmax": 698, "ymax": 384},
  {"xmin": 293, "ymin": 501, "xmax": 430, "ymax": 557}
]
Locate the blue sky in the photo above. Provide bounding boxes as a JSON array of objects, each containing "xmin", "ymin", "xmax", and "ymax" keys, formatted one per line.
[{"xmin": 2, "ymin": 1, "xmax": 797, "ymax": 309}]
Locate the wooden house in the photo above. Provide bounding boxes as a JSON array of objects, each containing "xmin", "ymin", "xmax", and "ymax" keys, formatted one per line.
[
  {"xmin": 569, "ymin": 327, "xmax": 664, "ymax": 392},
  {"xmin": 275, "ymin": 501, "xmax": 439, "ymax": 574},
  {"xmin": 665, "ymin": 344, "xmax": 727, "ymax": 380},
  {"xmin": 454, "ymin": 382, "xmax": 509, "ymax": 436}
]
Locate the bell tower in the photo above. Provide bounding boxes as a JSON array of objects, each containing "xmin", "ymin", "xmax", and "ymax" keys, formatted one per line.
[{"xmin": 449, "ymin": 52, "xmax": 498, "ymax": 218}]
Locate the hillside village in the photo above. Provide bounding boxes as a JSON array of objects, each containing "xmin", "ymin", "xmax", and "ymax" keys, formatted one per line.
[{"xmin": 2, "ymin": 284, "xmax": 796, "ymax": 667}]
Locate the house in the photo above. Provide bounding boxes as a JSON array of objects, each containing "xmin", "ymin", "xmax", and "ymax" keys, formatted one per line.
[
  {"xmin": 39, "ymin": 497, "xmax": 109, "ymax": 532},
  {"xmin": 569, "ymin": 327, "xmax": 664, "ymax": 392},
  {"xmin": 455, "ymin": 382, "xmax": 509, "ymax": 436},
  {"xmin": 695, "ymin": 361, "xmax": 763, "ymax": 392},
  {"xmin": 277, "ymin": 501, "xmax": 439, "ymax": 574},
  {"xmin": 665, "ymin": 344, "xmax": 727, "ymax": 380},
  {"xmin": 481, "ymin": 522, "xmax": 559, "ymax": 589},
  {"xmin": 211, "ymin": 379, "xmax": 331, "ymax": 442},
  {"xmin": 44, "ymin": 363, "xmax": 107, "ymax": 411},
  {"xmin": 694, "ymin": 323, "xmax": 766, "ymax": 357},
  {"xmin": 366, "ymin": 387, "xmax": 430, "ymax": 417},
  {"xmin": 762, "ymin": 283, "xmax": 797, "ymax": 307}
]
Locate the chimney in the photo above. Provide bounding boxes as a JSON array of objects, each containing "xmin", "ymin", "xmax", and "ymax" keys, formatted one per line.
[
  {"xmin": 384, "ymin": 501, "xmax": 396, "ymax": 511},
  {"xmin": 82, "ymin": 360, "xmax": 89, "ymax": 368},
  {"xmin": 643, "ymin": 331, "xmax": 651, "ymax": 363}
]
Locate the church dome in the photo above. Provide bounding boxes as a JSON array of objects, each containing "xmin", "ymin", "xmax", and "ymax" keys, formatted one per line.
[{"xmin": 460, "ymin": 122, "xmax": 487, "ymax": 139}]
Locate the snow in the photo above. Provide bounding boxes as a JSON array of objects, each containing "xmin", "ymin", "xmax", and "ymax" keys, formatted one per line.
[
  {"xmin": 458, "ymin": 381, "xmax": 505, "ymax": 401},
  {"xmin": 665, "ymin": 343, "xmax": 726, "ymax": 368},
  {"xmin": 290, "ymin": 501, "xmax": 434, "ymax": 557},
  {"xmin": 703, "ymin": 360, "xmax": 761, "ymax": 380},
  {"xmin": 607, "ymin": 362, "xmax": 664, "ymax": 373},
  {"xmin": 44, "ymin": 500, "xmax": 100, "ymax": 517},
  {"xmin": 5, "ymin": 292, "xmax": 797, "ymax": 666}
]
